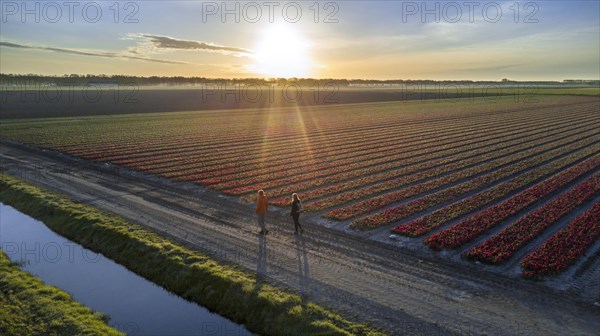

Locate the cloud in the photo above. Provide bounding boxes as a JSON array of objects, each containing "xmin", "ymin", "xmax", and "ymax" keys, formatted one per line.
[
  {"xmin": 0, "ymin": 41, "xmax": 187, "ymax": 64},
  {"xmin": 127, "ymin": 34, "xmax": 253, "ymax": 56},
  {"xmin": 445, "ymin": 63, "xmax": 523, "ymax": 75},
  {"xmin": 1, "ymin": 33, "xmax": 253, "ymax": 69}
]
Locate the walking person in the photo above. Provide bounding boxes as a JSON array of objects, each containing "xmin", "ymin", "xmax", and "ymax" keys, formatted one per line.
[
  {"xmin": 256, "ymin": 189, "xmax": 269, "ymax": 235},
  {"xmin": 290, "ymin": 193, "xmax": 304, "ymax": 235}
]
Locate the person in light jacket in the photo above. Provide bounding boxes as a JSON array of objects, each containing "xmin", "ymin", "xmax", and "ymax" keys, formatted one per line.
[
  {"xmin": 256, "ymin": 189, "xmax": 269, "ymax": 234},
  {"xmin": 290, "ymin": 193, "xmax": 303, "ymax": 235}
]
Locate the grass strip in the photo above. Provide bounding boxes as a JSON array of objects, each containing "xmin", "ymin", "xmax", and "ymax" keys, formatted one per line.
[
  {"xmin": 0, "ymin": 173, "xmax": 383, "ymax": 336},
  {"xmin": 0, "ymin": 250, "xmax": 123, "ymax": 336}
]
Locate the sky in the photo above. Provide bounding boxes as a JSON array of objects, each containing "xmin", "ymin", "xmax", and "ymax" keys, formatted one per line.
[{"xmin": 0, "ymin": 0, "xmax": 598, "ymax": 80}]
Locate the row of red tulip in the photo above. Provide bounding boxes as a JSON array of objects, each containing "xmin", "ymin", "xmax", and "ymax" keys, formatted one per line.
[
  {"xmin": 65, "ymin": 111, "xmax": 597, "ymax": 197},
  {"xmin": 160, "ymin": 112, "xmax": 559, "ymax": 185},
  {"xmin": 301, "ymin": 127, "xmax": 596, "ymax": 212},
  {"xmin": 68, "ymin": 110, "xmax": 401, "ymax": 159},
  {"xmin": 520, "ymin": 201, "xmax": 600, "ymax": 278},
  {"xmin": 391, "ymin": 150, "xmax": 600, "ymax": 237},
  {"xmin": 80, "ymin": 109, "xmax": 467, "ymax": 164},
  {"xmin": 75, "ymin": 107, "xmax": 593, "ymax": 180},
  {"xmin": 424, "ymin": 155, "xmax": 600, "ymax": 250},
  {"xmin": 205, "ymin": 124, "xmax": 492, "ymax": 187},
  {"xmin": 113, "ymin": 117, "xmax": 415, "ymax": 169},
  {"xmin": 67, "ymin": 103, "xmax": 561, "ymax": 161},
  {"xmin": 136, "ymin": 120, "xmax": 484, "ymax": 181},
  {"xmin": 189, "ymin": 111, "xmax": 580, "ymax": 185},
  {"xmin": 218, "ymin": 126, "xmax": 560, "ymax": 196},
  {"xmin": 225, "ymin": 122, "xmax": 594, "ymax": 199},
  {"xmin": 134, "ymin": 110, "xmax": 599, "ymax": 182},
  {"xmin": 465, "ymin": 173, "xmax": 599, "ymax": 264},
  {"xmin": 63, "ymin": 104, "xmax": 598, "ymax": 162},
  {"xmin": 334, "ymin": 137, "xmax": 597, "ymax": 227}
]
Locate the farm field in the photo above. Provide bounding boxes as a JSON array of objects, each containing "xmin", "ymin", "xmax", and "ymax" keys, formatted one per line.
[
  {"xmin": 1, "ymin": 94, "xmax": 599, "ymax": 282},
  {"xmin": 3, "ymin": 0, "xmax": 599, "ymax": 333},
  {"xmin": 2, "ymin": 85, "xmax": 597, "ymax": 119}
]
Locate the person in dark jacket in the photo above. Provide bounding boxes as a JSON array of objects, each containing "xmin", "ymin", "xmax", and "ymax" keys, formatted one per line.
[{"xmin": 290, "ymin": 193, "xmax": 303, "ymax": 234}]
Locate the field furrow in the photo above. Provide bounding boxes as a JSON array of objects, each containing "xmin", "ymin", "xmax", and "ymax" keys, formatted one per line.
[
  {"xmin": 520, "ymin": 201, "xmax": 600, "ymax": 278},
  {"xmin": 465, "ymin": 173, "xmax": 600, "ymax": 264},
  {"xmin": 332, "ymin": 136, "xmax": 598, "ymax": 225},
  {"xmin": 424, "ymin": 156, "xmax": 600, "ymax": 250}
]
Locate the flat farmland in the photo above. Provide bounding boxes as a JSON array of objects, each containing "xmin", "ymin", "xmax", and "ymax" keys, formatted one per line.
[
  {"xmin": 4, "ymin": 85, "xmax": 588, "ymax": 119},
  {"xmin": 2, "ymin": 93, "xmax": 600, "ymax": 334},
  {"xmin": 1, "ymin": 95, "xmax": 599, "ymax": 283}
]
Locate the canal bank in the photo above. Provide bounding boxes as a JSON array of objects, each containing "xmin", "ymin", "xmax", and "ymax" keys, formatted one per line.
[
  {"xmin": 1, "ymin": 203, "xmax": 253, "ymax": 335},
  {"xmin": 0, "ymin": 249, "xmax": 123, "ymax": 336},
  {"xmin": 0, "ymin": 173, "xmax": 382, "ymax": 336}
]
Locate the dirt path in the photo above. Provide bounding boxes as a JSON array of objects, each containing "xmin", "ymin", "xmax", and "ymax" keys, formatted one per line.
[{"xmin": 1, "ymin": 142, "xmax": 598, "ymax": 336}]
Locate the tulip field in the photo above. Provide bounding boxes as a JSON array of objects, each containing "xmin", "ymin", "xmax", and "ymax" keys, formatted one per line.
[{"xmin": 1, "ymin": 95, "xmax": 599, "ymax": 278}]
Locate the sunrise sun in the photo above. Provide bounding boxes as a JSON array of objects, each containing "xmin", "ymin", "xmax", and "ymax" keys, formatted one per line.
[{"xmin": 251, "ymin": 25, "xmax": 312, "ymax": 78}]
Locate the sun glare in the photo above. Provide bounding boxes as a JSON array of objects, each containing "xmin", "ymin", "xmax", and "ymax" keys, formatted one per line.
[{"xmin": 251, "ymin": 25, "xmax": 312, "ymax": 78}]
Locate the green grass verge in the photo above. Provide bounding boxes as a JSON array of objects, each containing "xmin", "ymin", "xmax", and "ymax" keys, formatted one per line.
[
  {"xmin": 0, "ymin": 250, "xmax": 123, "ymax": 336},
  {"xmin": 0, "ymin": 173, "xmax": 384, "ymax": 336}
]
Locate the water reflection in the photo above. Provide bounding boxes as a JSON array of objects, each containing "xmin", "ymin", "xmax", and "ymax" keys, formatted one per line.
[{"xmin": 0, "ymin": 203, "xmax": 253, "ymax": 336}]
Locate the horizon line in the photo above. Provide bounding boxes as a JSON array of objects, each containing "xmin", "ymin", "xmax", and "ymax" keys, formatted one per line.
[{"xmin": 1, "ymin": 73, "xmax": 599, "ymax": 83}]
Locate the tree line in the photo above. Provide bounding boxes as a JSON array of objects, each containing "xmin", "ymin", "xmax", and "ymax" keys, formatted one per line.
[{"xmin": 1, "ymin": 73, "xmax": 598, "ymax": 87}]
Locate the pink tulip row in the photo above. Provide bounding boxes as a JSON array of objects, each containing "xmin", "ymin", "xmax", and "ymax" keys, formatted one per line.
[
  {"xmin": 520, "ymin": 201, "xmax": 600, "ymax": 278},
  {"xmin": 465, "ymin": 173, "xmax": 600, "ymax": 264},
  {"xmin": 424, "ymin": 155, "xmax": 600, "ymax": 250}
]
